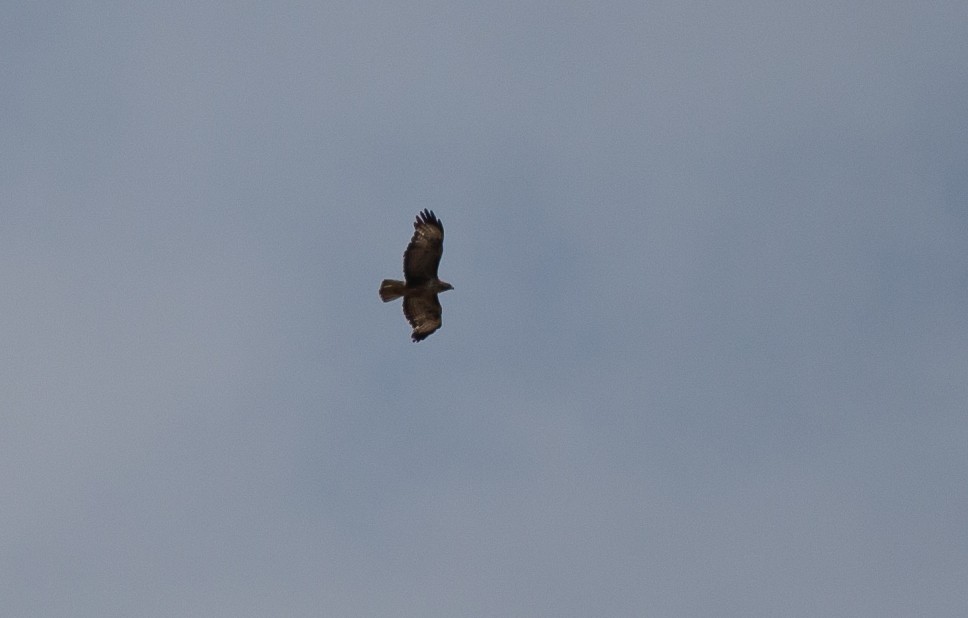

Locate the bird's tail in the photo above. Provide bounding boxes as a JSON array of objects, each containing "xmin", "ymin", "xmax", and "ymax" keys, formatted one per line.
[{"xmin": 379, "ymin": 279, "xmax": 406, "ymax": 302}]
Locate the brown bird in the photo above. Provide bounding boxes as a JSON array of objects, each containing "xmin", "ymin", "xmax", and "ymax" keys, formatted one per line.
[{"xmin": 379, "ymin": 209, "xmax": 453, "ymax": 342}]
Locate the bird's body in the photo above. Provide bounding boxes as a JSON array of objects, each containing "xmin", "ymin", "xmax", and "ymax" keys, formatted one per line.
[{"xmin": 379, "ymin": 209, "xmax": 453, "ymax": 342}]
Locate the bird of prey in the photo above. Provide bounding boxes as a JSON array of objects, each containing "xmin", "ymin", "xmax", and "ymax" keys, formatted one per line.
[{"xmin": 379, "ymin": 209, "xmax": 453, "ymax": 342}]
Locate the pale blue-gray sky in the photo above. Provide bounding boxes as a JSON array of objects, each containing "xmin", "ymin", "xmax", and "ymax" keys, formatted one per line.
[{"xmin": 3, "ymin": 2, "xmax": 967, "ymax": 616}]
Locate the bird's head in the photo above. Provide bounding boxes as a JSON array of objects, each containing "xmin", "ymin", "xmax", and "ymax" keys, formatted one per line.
[{"xmin": 436, "ymin": 281, "xmax": 454, "ymax": 293}]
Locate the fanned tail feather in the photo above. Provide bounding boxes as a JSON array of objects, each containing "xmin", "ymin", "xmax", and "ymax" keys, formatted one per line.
[{"xmin": 379, "ymin": 279, "xmax": 406, "ymax": 302}]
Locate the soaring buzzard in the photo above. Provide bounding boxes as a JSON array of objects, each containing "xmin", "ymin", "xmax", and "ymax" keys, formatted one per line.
[{"xmin": 379, "ymin": 209, "xmax": 453, "ymax": 342}]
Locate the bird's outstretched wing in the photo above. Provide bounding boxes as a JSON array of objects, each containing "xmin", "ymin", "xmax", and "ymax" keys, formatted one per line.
[
  {"xmin": 403, "ymin": 292, "xmax": 443, "ymax": 342},
  {"xmin": 403, "ymin": 209, "xmax": 444, "ymax": 285}
]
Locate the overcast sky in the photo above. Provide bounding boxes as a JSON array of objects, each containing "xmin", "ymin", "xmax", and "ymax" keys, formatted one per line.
[{"xmin": 3, "ymin": 2, "xmax": 967, "ymax": 616}]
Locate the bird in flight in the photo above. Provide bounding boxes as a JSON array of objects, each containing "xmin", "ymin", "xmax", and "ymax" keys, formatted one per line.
[{"xmin": 379, "ymin": 209, "xmax": 453, "ymax": 342}]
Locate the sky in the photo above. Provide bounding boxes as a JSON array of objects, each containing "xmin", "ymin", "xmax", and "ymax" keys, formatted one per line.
[{"xmin": 2, "ymin": 1, "xmax": 967, "ymax": 616}]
